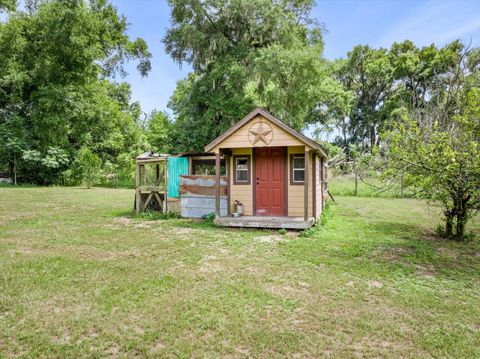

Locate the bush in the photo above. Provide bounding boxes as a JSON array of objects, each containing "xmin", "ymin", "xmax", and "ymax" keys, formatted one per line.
[
  {"xmin": 134, "ymin": 211, "xmax": 181, "ymax": 220},
  {"xmin": 202, "ymin": 212, "xmax": 216, "ymax": 224},
  {"xmin": 72, "ymin": 147, "xmax": 101, "ymax": 188}
]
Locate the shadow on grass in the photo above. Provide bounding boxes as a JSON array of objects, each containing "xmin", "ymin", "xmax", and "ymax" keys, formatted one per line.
[{"xmin": 282, "ymin": 217, "xmax": 480, "ymax": 282}]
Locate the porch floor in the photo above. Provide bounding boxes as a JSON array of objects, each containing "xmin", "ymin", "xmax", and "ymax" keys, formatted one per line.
[{"xmin": 215, "ymin": 215, "xmax": 315, "ymax": 230}]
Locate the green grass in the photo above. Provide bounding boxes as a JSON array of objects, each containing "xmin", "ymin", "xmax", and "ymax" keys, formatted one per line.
[
  {"xmin": 329, "ymin": 175, "xmax": 416, "ymax": 198},
  {"xmin": 1, "ymin": 187, "xmax": 479, "ymax": 357}
]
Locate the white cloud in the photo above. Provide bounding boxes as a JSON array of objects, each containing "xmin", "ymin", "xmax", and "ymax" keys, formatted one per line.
[{"xmin": 376, "ymin": 0, "xmax": 480, "ymax": 48}]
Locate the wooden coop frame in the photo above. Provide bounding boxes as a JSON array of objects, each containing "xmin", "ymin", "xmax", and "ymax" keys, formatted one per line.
[{"xmin": 135, "ymin": 152, "xmax": 168, "ymax": 213}]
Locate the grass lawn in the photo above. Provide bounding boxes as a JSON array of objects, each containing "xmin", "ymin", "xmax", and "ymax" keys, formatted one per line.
[
  {"xmin": 1, "ymin": 187, "xmax": 479, "ymax": 357},
  {"xmin": 328, "ymin": 174, "xmax": 415, "ymax": 198}
]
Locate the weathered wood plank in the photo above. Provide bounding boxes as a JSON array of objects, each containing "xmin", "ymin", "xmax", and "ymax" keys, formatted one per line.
[
  {"xmin": 135, "ymin": 162, "xmax": 141, "ymax": 213},
  {"xmin": 180, "ymin": 175, "xmax": 228, "ymax": 186},
  {"xmin": 304, "ymin": 148, "xmax": 309, "ymax": 221},
  {"xmin": 215, "ymin": 216, "xmax": 314, "ymax": 229},
  {"xmin": 215, "ymin": 152, "xmax": 221, "ymax": 216},
  {"xmin": 141, "ymin": 192, "xmax": 154, "ymax": 212},
  {"xmin": 180, "ymin": 185, "xmax": 227, "ymax": 197},
  {"xmin": 138, "ymin": 185, "xmax": 166, "ymax": 192}
]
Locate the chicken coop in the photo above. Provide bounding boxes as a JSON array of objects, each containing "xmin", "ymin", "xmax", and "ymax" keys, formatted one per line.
[
  {"xmin": 134, "ymin": 152, "xmax": 169, "ymax": 213},
  {"xmin": 134, "ymin": 151, "xmax": 227, "ymax": 216}
]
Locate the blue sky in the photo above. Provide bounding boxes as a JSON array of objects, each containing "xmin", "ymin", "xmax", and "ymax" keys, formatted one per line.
[{"xmin": 110, "ymin": 0, "xmax": 480, "ymax": 116}]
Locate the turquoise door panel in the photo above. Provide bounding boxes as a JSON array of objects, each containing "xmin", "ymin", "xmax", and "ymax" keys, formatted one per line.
[{"xmin": 167, "ymin": 157, "xmax": 189, "ymax": 198}]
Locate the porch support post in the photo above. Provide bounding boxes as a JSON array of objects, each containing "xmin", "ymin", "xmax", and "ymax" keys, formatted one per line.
[
  {"xmin": 135, "ymin": 162, "xmax": 141, "ymax": 213},
  {"xmin": 164, "ymin": 159, "xmax": 168, "ymax": 213},
  {"xmin": 304, "ymin": 148, "xmax": 309, "ymax": 221},
  {"xmin": 320, "ymin": 157, "xmax": 325, "ymax": 210},
  {"xmin": 225, "ymin": 154, "xmax": 231, "ymax": 215},
  {"xmin": 312, "ymin": 152, "xmax": 316, "ymax": 219},
  {"xmin": 215, "ymin": 150, "xmax": 221, "ymax": 217}
]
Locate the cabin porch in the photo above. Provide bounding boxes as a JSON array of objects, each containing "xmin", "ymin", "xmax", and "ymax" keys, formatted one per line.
[{"xmin": 215, "ymin": 215, "xmax": 315, "ymax": 230}]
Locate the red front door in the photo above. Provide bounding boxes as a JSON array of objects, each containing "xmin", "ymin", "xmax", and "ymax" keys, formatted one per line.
[{"xmin": 255, "ymin": 147, "xmax": 286, "ymax": 216}]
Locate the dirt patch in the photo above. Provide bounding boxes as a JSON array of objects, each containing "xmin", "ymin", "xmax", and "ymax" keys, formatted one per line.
[
  {"xmin": 287, "ymin": 231, "xmax": 300, "ymax": 237},
  {"xmin": 198, "ymin": 255, "xmax": 223, "ymax": 274},
  {"xmin": 373, "ymin": 246, "xmax": 412, "ymax": 263},
  {"xmin": 149, "ymin": 340, "xmax": 165, "ymax": 354},
  {"xmin": 436, "ymin": 247, "xmax": 460, "ymax": 259},
  {"xmin": 235, "ymin": 346, "xmax": 250, "ymax": 356},
  {"xmin": 134, "ymin": 221, "xmax": 158, "ymax": 228},
  {"xmin": 170, "ymin": 227, "xmax": 195, "ymax": 235},
  {"xmin": 8, "ymin": 248, "xmax": 37, "ymax": 255},
  {"xmin": 113, "ymin": 217, "xmax": 133, "ymax": 226},
  {"xmin": 367, "ymin": 280, "xmax": 383, "ymax": 289},
  {"xmin": 112, "ymin": 217, "xmax": 159, "ymax": 229},
  {"xmin": 414, "ymin": 264, "xmax": 436, "ymax": 279},
  {"xmin": 268, "ymin": 283, "xmax": 311, "ymax": 299},
  {"xmin": 255, "ymin": 235, "xmax": 284, "ymax": 243}
]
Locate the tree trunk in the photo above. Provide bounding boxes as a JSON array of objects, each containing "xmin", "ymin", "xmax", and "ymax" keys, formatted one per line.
[
  {"xmin": 370, "ymin": 124, "xmax": 376, "ymax": 151},
  {"xmin": 400, "ymin": 174, "xmax": 404, "ymax": 198},
  {"xmin": 11, "ymin": 156, "xmax": 17, "ymax": 185},
  {"xmin": 456, "ymin": 214, "xmax": 467, "ymax": 239},
  {"xmin": 354, "ymin": 167, "xmax": 358, "ymax": 197},
  {"xmin": 445, "ymin": 212, "xmax": 454, "ymax": 238},
  {"xmin": 455, "ymin": 195, "xmax": 470, "ymax": 239},
  {"xmin": 13, "ymin": 162, "xmax": 17, "ymax": 186}
]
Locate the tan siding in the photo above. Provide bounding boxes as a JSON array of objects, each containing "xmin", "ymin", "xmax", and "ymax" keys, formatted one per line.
[
  {"xmin": 228, "ymin": 145, "xmax": 317, "ymax": 218},
  {"xmin": 213, "ymin": 115, "xmax": 311, "ymax": 151},
  {"xmin": 229, "ymin": 148, "xmax": 253, "ymax": 215},
  {"xmin": 287, "ymin": 146, "xmax": 313, "ymax": 218}
]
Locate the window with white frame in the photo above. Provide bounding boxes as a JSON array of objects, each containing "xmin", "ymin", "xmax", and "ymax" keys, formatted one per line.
[
  {"xmin": 234, "ymin": 156, "xmax": 250, "ymax": 184},
  {"xmin": 291, "ymin": 154, "xmax": 305, "ymax": 183}
]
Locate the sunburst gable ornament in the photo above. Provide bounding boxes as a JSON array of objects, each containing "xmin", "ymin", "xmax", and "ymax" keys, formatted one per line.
[{"xmin": 248, "ymin": 122, "xmax": 273, "ymax": 146}]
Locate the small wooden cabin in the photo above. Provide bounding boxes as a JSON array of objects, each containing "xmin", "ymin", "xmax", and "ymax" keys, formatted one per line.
[
  {"xmin": 205, "ymin": 107, "xmax": 327, "ymax": 229},
  {"xmin": 135, "ymin": 107, "xmax": 328, "ymax": 229}
]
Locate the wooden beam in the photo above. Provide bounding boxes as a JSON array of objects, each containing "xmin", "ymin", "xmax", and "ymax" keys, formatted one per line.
[
  {"xmin": 153, "ymin": 192, "xmax": 164, "ymax": 212},
  {"xmin": 225, "ymin": 155, "xmax": 231, "ymax": 215},
  {"xmin": 215, "ymin": 151, "xmax": 221, "ymax": 217},
  {"xmin": 138, "ymin": 185, "xmax": 166, "ymax": 192},
  {"xmin": 135, "ymin": 162, "xmax": 141, "ymax": 213},
  {"xmin": 142, "ymin": 164, "xmax": 147, "ymax": 186},
  {"xmin": 312, "ymin": 153, "xmax": 316, "ymax": 219},
  {"xmin": 164, "ymin": 161, "xmax": 168, "ymax": 213},
  {"xmin": 304, "ymin": 148, "xmax": 309, "ymax": 221},
  {"xmin": 320, "ymin": 157, "xmax": 324, "ymax": 210},
  {"xmin": 284, "ymin": 147, "xmax": 288, "ymax": 217},
  {"xmin": 141, "ymin": 192, "xmax": 154, "ymax": 212}
]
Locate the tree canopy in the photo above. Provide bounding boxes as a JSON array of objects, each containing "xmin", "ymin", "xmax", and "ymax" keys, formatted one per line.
[
  {"xmin": 0, "ymin": 0, "xmax": 151, "ymax": 184},
  {"xmin": 164, "ymin": 0, "xmax": 342, "ymax": 151}
]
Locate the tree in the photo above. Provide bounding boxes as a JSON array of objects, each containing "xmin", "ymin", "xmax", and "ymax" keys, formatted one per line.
[
  {"xmin": 0, "ymin": 0, "xmax": 15, "ymax": 12},
  {"xmin": 386, "ymin": 45, "xmax": 480, "ymax": 239},
  {"xmin": 164, "ymin": 0, "xmax": 339, "ymax": 151},
  {"xmin": 0, "ymin": 0, "xmax": 151, "ymax": 184},
  {"xmin": 22, "ymin": 146, "xmax": 70, "ymax": 184},
  {"xmin": 328, "ymin": 41, "xmax": 466, "ymax": 154},
  {"xmin": 335, "ymin": 45, "xmax": 394, "ymax": 150},
  {"xmin": 145, "ymin": 110, "xmax": 172, "ymax": 153},
  {"xmin": 73, "ymin": 147, "xmax": 101, "ymax": 188}
]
